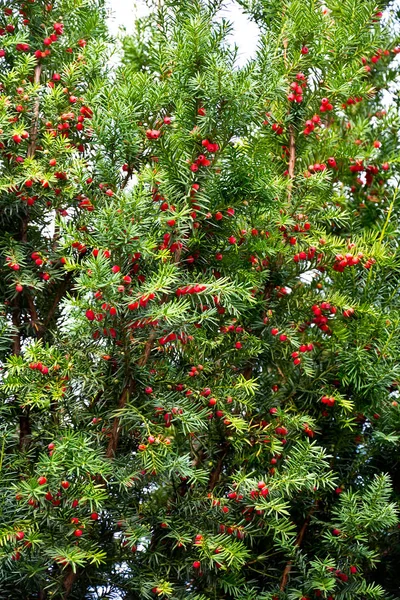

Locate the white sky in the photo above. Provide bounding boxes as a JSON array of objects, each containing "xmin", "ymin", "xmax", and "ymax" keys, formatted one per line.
[{"xmin": 106, "ymin": 0, "xmax": 260, "ymax": 65}]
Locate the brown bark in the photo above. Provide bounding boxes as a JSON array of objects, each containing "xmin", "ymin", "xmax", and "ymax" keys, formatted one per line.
[
  {"xmin": 106, "ymin": 330, "xmax": 157, "ymax": 458},
  {"xmin": 62, "ymin": 566, "xmax": 79, "ymax": 599},
  {"xmin": 121, "ymin": 166, "xmax": 134, "ymax": 190},
  {"xmin": 43, "ymin": 272, "xmax": 73, "ymax": 329},
  {"xmin": 19, "ymin": 411, "xmax": 31, "ymax": 450},
  {"xmin": 138, "ymin": 329, "xmax": 157, "ymax": 367},
  {"xmin": 11, "ymin": 298, "xmax": 21, "ymax": 356},
  {"xmin": 208, "ymin": 443, "xmax": 229, "ymax": 491},
  {"xmin": 105, "ymin": 380, "xmax": 136, "ymax": 458},
  {"xmin": 279, "ymin": 503, "xmax": 317, "ymax": 591}
]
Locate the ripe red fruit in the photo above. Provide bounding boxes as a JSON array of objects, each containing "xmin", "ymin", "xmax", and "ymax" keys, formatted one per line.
[
  {"xmin": 301, "ymin": 46, "xmax": 309, "ymax": 54},
  {"xmin": 350, "ymin": 565, "xmax": 357, "ymax": 574},
  {"xmin": 15, "ymin": 284, "xmax": 23, "ymax": 292},
  {"xmin": 15, "ymin": 531, "xmax": 25, "ymax": 541},
  {"xmin": 235, "ymin": 341, "xmax": 242, "ymax": 349},
  {"xmin": 228, "ymin": 236, "xmax": 237, "ymax": 245},
  {"xmin": 332, "ymin": 528, "xmax": 341, "ymax": 536},
  {"xmin": 271, "ymin": 328, "xmax": 279, "ymax": 336},
  {"xmin": 91, "ymin": 512, "xmax": 99, "ymax": 520},
  {"xmin": 193, "ymin": 560, "xmax": 201, "ymax": 568},
  {"xmin": 37, "ymin": 476, "xmax": 47, "ymax": 485},
  {"xmin": 85, "ymin": 309, "xmax": 95, "ymax": 321},
  {"xmin": 145, "ymin": 387, "xmax": 153, "ymax": 394},
  {"xmin": 73, "ymin": 529, "xmax": 83, "ymax": 537},
  {"xmin": 61, "ymin": 481, "xmax": 70, "ymax": 489}
]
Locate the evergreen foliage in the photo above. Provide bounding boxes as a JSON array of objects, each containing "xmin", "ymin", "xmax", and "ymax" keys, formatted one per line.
[{"xmin": 1, "ymin": 0, "xmax": 400, "ymax": 598}]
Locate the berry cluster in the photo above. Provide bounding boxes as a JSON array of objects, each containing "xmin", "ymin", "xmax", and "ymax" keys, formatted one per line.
[
  {"xmin": 190, "ymin": 139, "xmax": 218, "ymax": 172},
  {"xmin": 303, "ymin": 114, "xmax": 321, "ymax": 135},
  {"xmin": 293, "ymin": 246, "xmax": 316, "ymax": 262},
  {"xmin": 332, "ymin": 252, "xmax": 362, "ymax": 272},
  {"xmin": 319, "ymin": 97, "xmax": 333, "ymax": 112},
  {"xmin": 271, "ymin": 122, "xmax": 284, "ymax": 135},
  {"xmin": 128, "ymin": 293, "xmax": 156, "ymax": 311},
  {"xmin": 28, "ymin": 362, "xmax": 49, "ymax": 375},
  {"xmin": 145, "ymin": 129, "xmax": 161, "ymax": 140},
  {"xmin": 291, "ymin": 343, "xmax": 314, "ymax": 366},
  {"xmin": 176, "ymin": 284, "xmax": 207, "ymax": 296},
  {"xmin": 311, "ymin": 302, "xmax": 337, "ymax": 333},
  {"xmin": 321, "ymin": 395, "xmax": 335, "ymax": 407},
  {"xmin": 287, "ymin": 73, "xmax": 307, "ymax": 102}
]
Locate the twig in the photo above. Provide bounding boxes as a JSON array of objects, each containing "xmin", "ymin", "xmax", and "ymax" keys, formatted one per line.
[
  {"xmin": 208, "ymin": 443, "xmax": 229, "ymax": 491},
  {"xmin": 62, "ymin": 566, "xmax": 79, "ymax": 599},
  {"xmin": 279, "ymin": 503, "xmax": 317, "ymax": 591},
  {"xmin": 287, "ymin": 124, "xmax": 296, "ymax": 201},
  {"xmin": 105, "ymin": 380, "xmax": 136, "ymax": 458},
  {"xmin": 27, "ymin": 64, "xmax": 42, "ymax": 159},
  {"xmin": 43, "ymin": 273, "xmax": 73, "ymax": 329}
]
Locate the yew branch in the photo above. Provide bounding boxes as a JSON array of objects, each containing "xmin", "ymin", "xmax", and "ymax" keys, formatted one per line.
[
  {"xmin": 279, "ymin": 503, "xmax": 317, "ymax": 591},
  {"xmin": 27, "ymin": 64, "xmax": 42, "ymax": 158}
]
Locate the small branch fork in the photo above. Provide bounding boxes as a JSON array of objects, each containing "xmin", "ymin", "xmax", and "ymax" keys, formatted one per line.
[
  {"xmin": 105, "ymin": 330, "xmax": 157, "ymax": 458},
  {"xmin": 279, "ymin": 503, "xmax": 317, "ymax": 591}
]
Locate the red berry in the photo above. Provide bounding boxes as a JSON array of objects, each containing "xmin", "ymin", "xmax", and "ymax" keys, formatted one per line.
[
  {"xmin": 91, "ymin": 512, "xmax": 99, "ymax": 520},
  {"xmin": 61, "ymin": 481, "xmax": 70, "ymax": 489},
  {"xmin": 73, "ymin": 529, "xmax": 83, "ymax": 537},
  {"xmin": 15, "ymin": 531, "xmax": 25, "ymax": 541},
  {"xmin": 37, "ymin": 476, "xmax": 47, "ymax": 485},
  {"xmin": 193, "ymin": 560, "xmax": 201, "ymax": 568}
]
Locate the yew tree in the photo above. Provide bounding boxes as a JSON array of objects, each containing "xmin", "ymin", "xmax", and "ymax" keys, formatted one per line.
[{"xmin": 1, "ymin": 0, "xmax": 400, "ymax": 599}]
